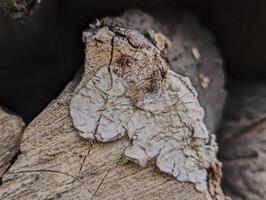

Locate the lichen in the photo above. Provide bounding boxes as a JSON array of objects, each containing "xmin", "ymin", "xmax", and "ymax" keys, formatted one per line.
[
  {"xmin": 198, "ymin": 73, "xmax": 210, "ymax": 89},
  {"xmin": 191, "ymin": 47, "xmax": 201, "ymax": 60},
  {"xmin": 147, "ymin": 29, "xmax": 171, "ymax": 51},
  {"xmin": 70, "ymin": 22, "xmax": 218, "ymax": 192}
]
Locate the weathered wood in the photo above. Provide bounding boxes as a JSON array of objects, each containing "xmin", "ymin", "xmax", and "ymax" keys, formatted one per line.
[
  {"xmin": 0, "ymin": 107, "xmax": 24, "ymax": 179},
  {"xmin": 219, "ymin": 81, "xmax": 266, "ymax": 200},
  {"xmin": 0, "ymin": 11, "xmax": 228, "ymax": 200},
  {"xmin": 0, "ymin": 79, "xmax": 215, "ymax": 200}
]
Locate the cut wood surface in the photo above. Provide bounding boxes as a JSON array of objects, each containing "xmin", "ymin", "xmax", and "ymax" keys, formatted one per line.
[
  {"xmin": 0, "ymin": 78, "xmax": 215, "ymax": 200},
  {"xmin": 219, "ymin": 82, "xmax": 266, "ymax": 200},
  {"xmin": 0, "ymin": 11, "xmax": 228, "ymax": 200},
  {"xmin": 0, "ymin": 107, "xmax": 24, "ymax": 179}
]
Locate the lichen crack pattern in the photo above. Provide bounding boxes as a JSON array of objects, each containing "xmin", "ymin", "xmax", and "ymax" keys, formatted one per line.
[{"xmin": 70, "ymin": 25, "xmax": 218, "ymax": 192}]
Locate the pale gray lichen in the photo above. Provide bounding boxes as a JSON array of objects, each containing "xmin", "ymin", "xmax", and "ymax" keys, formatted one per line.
[
  {"xmin": 70, "ymin": 24, "xmax": 218, "ymax": 192},
  {"xmin": 191, "ymin": 47, "xmax": 201, "ymax": 60},
  {"xmin": 147, "ymin": 29, "xmax": 171, "ymax": 51}
]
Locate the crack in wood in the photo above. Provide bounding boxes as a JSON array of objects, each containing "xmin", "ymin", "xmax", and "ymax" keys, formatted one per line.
[
  {"xmin": 90, "ymin": 157, "xmax": 123, "ymax": 200},
  {"xmin": 76, "ymin": 143, "xmax": 93, "ymax": 180},
  {"xmin": 11, "ymin": 169, "xmax": 93, "ymax": 195}
]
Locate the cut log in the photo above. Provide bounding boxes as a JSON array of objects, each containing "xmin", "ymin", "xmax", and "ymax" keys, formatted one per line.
[
  {"xmin": 0, "ymin": 10, "xmax": 228, "ymax": 200},
  {"xmin": 0, "ymin": 107, "xmax": 24, "ymax": 179},
  {"xmin": 219, "ymin": 81, "xmax": 266, "ymax": 200}
]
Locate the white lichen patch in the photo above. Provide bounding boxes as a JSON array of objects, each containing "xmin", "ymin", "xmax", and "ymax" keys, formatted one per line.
[
  {"xmin": 70, "ymin": 24, "xmax": 218, "ymax": 192},
  {"xmin": 191, "ymin": 47, "xmax": 201, "ymax": 60},
  {"xmin": 148, "ymin": 29, "xmax": 171, "ymax": 51},
  {"xmin": 198, "ymin": 73, "xmax": 210, "ymax": 89}
]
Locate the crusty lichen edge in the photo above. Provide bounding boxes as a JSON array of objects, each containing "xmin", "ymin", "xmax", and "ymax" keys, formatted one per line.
[{"xmin": 69, "ymin": 18, "xmax": 220, "ymax": 193}]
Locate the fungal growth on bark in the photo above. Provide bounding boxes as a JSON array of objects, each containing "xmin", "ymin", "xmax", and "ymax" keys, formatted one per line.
[{"xmin": 70, "ymin": 20, "xmax": 218, "ymax": 192}]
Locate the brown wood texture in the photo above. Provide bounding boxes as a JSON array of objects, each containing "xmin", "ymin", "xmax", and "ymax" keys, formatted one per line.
[{"xmin": 0, "ymin": 107, "xmax": 24, "ymax": 179}]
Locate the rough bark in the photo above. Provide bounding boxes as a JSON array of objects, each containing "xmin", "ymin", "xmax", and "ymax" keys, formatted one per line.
[
  {"xmin": 0, "ymin": 107, "xmax": 24, "ymax": 179},
  {"xmin": 0, "ymin": 11, "xmax": 228, "ymax": 200},
  {"xmin": 219, "ymin": 81, "xmax": 266, "ymax": 200},
  {"xmin": 0, "ymin": 0, "xmax": 40, "ymax": 19}
]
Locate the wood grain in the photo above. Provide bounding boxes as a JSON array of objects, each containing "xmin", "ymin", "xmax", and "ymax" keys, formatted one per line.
[{"xmin": 0, "ymin": 107, "xmax": 24, "ymax": 178}]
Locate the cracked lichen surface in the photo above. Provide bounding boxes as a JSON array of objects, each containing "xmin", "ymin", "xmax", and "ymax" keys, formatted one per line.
[{"xmin": 70, "ymin": 23, "xmax": 218, "ymax": 192}]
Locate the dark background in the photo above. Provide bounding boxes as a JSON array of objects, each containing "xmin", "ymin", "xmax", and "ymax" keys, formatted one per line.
[{"xmin": 1, "ymin": 0, "xmax": 266, "ymax": 122}]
